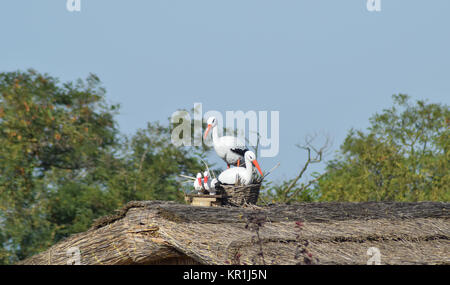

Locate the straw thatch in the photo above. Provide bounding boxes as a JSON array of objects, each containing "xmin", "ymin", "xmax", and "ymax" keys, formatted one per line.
[{"xmin": 19, "ymin": 201, "xmax": 450, "ymax": 265}]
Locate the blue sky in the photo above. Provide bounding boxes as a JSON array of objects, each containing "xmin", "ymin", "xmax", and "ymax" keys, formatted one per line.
[{"xmin": 1, "ymin": 0, "xmax": 449, "ymax": 183}]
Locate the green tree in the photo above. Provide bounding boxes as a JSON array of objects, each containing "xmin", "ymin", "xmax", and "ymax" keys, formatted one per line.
[
  {"xmin": 0, "ymin": 69, "xmax": 119, "ymax": 263},
  {"xmin": 101, "ymin": 121, "xmax": 211, "ymax": 203},
  {"xmin": 0, "ymin": 70, "xmax": 213, "ymax": 264},
  {"xmin": 317, "ymin": 94, "xmax": 449, "ymax": 202},
  {"xmin": 44, "ymin": 120, "xmax": 211, "ymax": 246}
]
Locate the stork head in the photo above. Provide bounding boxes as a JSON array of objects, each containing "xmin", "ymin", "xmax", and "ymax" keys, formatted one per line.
[
  {"xmin": 245, "ymin": 151, "xmax": 263, "ymax": 176},
  {"xmin": 203, "ymin": 117, "xmax": 217, "ymax": 140}
]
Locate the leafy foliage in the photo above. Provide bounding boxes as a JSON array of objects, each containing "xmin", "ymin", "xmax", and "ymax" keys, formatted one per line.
[
  {"xmin": 0, "ymin": 70, "xmax": 119, "ymax": 263},
  {"xmin": 0, "ymin": 70, "xmax": 447, "ymax": 264},
  {"xmin": 262, "ymin": 95, "xmax": 448, "ymax": 203},
  {"xmin": 101, "ymin": 122, "xmax": 209, "ymax": 202},
  {"xmin": 0, "ymin": 70, "xmax": 209, "ymax": 264},
  {"xmin": 317, "ymin": 94, "xmax": 449, "ymax": 202}
]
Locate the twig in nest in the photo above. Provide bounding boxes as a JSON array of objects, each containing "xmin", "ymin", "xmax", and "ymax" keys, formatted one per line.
[
  {"xmin": 263, "ymin": 162, "xmax": 280, "ymax": 178},
  {"xmin": 200, "ymin": 158, "xmax": 217, "ymax": 179},
  {"xmin": 179, "ymin": 174, "xmax": 196, "ymax": 180}
]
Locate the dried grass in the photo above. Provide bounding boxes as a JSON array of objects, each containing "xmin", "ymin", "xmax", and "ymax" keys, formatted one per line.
[{"xmin": 19, "ymin": 201, "xmax": 450, "ymax": 265}]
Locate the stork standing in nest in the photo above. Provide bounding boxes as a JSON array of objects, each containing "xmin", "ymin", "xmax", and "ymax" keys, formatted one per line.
[
  {"xmin": 218, "ymin": 151, "xmax": 263, "ymax": 186},
  {"xmin": 203, "ymin": 116, "xmax": 249, "ymax": 168}
]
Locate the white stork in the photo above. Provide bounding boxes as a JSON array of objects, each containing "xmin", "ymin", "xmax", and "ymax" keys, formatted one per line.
[
  {"xmin": 203, "ymin": 171, "xmax": 218, "ymax": 195},
  {"xmin": 209, "ymin": 179, "xmax": 219, "ymax": 195},
  {"xmin": 203, "ymin": 116, "xmax": 249, "ymax": 168},
  {"xmin": 217, "ymin": 151, "xmax": 263, "ymax": 186},
  {"xmin": 193, "ymin": 172, "xmax": 203, "ymax": 194}
]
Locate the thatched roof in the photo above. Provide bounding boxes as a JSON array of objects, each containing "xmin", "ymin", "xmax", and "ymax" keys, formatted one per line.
[{"xmin": 19, "ymin": 201, "xmax": 449, "ymax": 265}]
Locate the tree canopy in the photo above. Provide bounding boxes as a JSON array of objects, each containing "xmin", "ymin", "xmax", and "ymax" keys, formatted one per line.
[
  {"xmin": 0, "ymin": 70, "xmax": 209, "ymax": 264},
  {"xmin": 261, "ymin": 95, "xmax": 449, "ymax": 203},
  {"xmin": 317, "ymin": 94, "xmax": 449, "ymax": 202},
  {"xmin": 0, "ymin": 70, "xmax": 448, "ymax": 264}
]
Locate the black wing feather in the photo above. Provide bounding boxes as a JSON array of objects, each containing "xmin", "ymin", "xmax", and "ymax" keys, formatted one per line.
[{"xmin": 230, "ymin": 147, "xmax": 249, "ymax": 157}]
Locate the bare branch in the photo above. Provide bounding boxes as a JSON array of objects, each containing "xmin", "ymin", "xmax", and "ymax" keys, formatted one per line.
[
  {"xmin": 281, "ymin": 133, "xmax": 332, "ymax": 203},
  {"xmin": 285, "ymin": 172, "xmax": 326, "ymax": 204},
  {"xmin": 245, "ymin": 131, "xmax": 261, "ymax": 159}
]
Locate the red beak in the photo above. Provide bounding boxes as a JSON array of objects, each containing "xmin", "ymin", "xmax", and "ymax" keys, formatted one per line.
[
  {"xmin": 197, "ymin": 177, "xmax": 202, "ymax": 186},
  {"xmin": 203, "ymin": 124, "xmax": 212, "ymax": 140},
  {"xmin": 203, "ymin": 176, "xmax": 208, "ymax": 184},
  {"xmin": 252, "ymin": 160, "xmax": 264, "ymax": 176}
]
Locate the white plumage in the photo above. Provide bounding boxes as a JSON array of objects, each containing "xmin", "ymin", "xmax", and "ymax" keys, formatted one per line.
[
  {"xmin": 204, "ymin": 116, "xmax": 249, "ymax": 168},
  {"xmin": 193, "ymin": 172, "xmax": 203, "ymax": 193},
  {"xmin": 202, "ymin": 171, "xmax": 210, "ymax": 192},
  {"xmin": 203, "ymin": 171, "xmax": 218, "ymax": 195},
  {"xmin": 218, "ymin": 151, "xmax": 263, "ymax": 186},
  {"xmin": 209, "ymin": 178, "xmax": 218, "ymax": 195}
]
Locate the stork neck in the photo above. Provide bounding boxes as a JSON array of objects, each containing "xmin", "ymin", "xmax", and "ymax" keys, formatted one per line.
[
  {"xmin": 244, "ymin": 159, "xmax": 253, "ymax": 175},
  {"xmin": 212, "ymin": 125, "xmax": 220, "ymax": 142}
]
